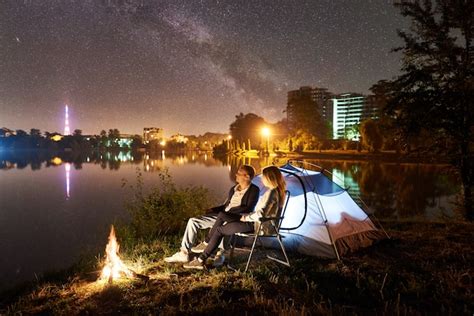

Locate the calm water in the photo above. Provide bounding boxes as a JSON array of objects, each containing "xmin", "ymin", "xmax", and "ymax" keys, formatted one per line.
[{"xmin": 0, "ymin": 151, "xmax": 460, "ymax": 290}]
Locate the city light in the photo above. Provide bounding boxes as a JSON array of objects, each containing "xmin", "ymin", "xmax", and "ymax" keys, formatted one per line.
[
  {"xmin": 51, "ymin": 134, "xmax": 63, "ymax": 142},
  {"xmin": 261, "ymin": 127, "xmax": 270, "ymax": 137}
]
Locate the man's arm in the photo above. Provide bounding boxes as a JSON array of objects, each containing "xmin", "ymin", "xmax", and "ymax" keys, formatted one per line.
[
  {"xmin": 206, "ymin": 204, "xmax": 225, "ymax": 214},
  {"xmin": 226, "ymin": 185, "xmax": 260, "ymax": 215},
  {"xmin": 205, "ymin": 186, "xmax": 234, "ymax": 214}
]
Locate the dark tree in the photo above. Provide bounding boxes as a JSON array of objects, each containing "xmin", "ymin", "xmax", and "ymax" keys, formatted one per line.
[
  {"xmin": 229, "ymin": 113, "xmax": 266, "ymax": 147},
  {"xmin": 131, "ymin": 134, "xmax": 143, "ymax": 149},
  {"xmin": 15, "ymin": 129, "xmax": 27, "ymax": 137},
  {"xmin": 387, "ymin": 0, "xmax": 473, "ymax": 219},
  {"xmin": 360, "ymin": 119, "xmax": 383, "ymax": 153},
  {"xmin": 30, "ymin": 128, "xmax": 41, "ymax": 137},
  {"xmin": 73, "ymin": 129, "xmax": 82, "ymax": 136}
]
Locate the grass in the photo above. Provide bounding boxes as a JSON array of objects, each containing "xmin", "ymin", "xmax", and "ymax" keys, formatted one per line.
[{"xmin": 0, "ymin": 221, "xmax": 472, "ymax": 315}]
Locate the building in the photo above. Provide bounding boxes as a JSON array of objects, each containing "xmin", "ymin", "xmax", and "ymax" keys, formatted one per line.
[
  {"xmin": 117, "ymin": 134, "xmax": 135, "ymax": 147},
  {"xmin": 287, "ymin": 86, "xmax": 334, "ymax": 131},
  {"xmin": 170, "ymin": 133, "xmax": 188, "ymax": 143},
  {"xmin": 143, "ymin": 127, "xmax": 164, "ymax": 144},
  {"xmin": 332, "ymin": 93, "xmax": 380, "ymax": 140}
]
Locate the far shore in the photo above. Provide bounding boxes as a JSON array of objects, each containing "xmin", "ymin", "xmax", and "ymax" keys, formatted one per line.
[{"xmin": 225, "ymin": 149, "xmax": 452, "ymax": 164}]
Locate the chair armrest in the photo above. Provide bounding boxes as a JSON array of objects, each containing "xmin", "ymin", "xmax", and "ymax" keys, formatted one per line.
[{"xmin": 259, "ymin": 216, "xmax": 283, "ymax": 222}]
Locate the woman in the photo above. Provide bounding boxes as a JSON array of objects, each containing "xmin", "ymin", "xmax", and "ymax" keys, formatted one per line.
[{"xmin": 184, "ymin": 165, "xmax": 286, "ymax": 270}]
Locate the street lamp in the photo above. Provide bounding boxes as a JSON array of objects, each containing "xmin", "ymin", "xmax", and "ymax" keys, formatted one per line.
[{"xmin": 261, "ymin": 127, "xmax": 271, "ymax": 154}]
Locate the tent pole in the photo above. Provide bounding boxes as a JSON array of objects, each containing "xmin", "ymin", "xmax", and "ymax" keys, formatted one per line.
[
  {"xmin": 299, "ymin": 166, "xmax": 342, "ymax": 261},
  {"xmin": 358, "ymin": 197, "xmax": 390, "ymax": 239}
]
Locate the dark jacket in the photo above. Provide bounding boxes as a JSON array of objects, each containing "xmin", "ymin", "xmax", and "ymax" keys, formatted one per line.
[{"xmin": 208, "ymin": 183, "xmax": 260, "ymax": 215}]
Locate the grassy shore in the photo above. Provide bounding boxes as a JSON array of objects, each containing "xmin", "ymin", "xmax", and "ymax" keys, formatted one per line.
[{"xmin": 1, "ymin": 221, "xmax": 472, "ymax": 315}]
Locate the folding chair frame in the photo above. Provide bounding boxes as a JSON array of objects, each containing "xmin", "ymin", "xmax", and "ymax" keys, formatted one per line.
[{"xmin": 229, "ymin": 191, "xmax": 291, "ymax": 272}]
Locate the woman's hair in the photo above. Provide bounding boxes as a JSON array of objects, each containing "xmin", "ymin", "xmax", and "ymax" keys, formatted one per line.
[{"xmin": 262, "ymin": 166, "xmax": 286, "ymax": 203}]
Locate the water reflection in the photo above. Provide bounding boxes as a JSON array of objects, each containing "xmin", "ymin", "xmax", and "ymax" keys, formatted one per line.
[
  {"xmin": 0, "ymin": 151, "xmax": 461, "ymax": 219},
  {"xmin": 304, "ymin": 160, "xmax": 460, "ymax": 219},
  {"xmin": 65, "ymin": 163, "xmax": 71, "ymax": 199}
]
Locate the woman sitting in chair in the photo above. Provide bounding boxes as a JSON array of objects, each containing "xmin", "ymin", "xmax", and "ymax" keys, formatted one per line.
[{"xmin": 184, "ymin": 165, "xmax": 286, "ymax": 270}]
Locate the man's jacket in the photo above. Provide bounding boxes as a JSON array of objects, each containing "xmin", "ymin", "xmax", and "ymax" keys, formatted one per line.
[{"xmin": 208, "ymin": 183, "xmax": 260, "ymax": 215}]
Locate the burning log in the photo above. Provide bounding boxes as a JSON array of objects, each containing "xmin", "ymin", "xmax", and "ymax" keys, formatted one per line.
[{"xmin": 99, "ymin": 225, "xmax": 149, "ymax": 284}]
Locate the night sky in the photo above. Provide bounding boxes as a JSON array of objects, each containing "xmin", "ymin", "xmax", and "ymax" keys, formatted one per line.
[{"xmin": 0, "ymin": 0, "xmax": 408, "ymax": 136}]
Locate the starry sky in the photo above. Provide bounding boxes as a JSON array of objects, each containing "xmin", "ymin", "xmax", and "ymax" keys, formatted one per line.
[{"xmin": 0, "ymin": 0, "xmax": 408, "ymax": 136}]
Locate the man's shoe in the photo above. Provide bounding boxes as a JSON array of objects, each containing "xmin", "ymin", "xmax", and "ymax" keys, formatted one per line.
[
  {"xmin": 191, "ymin": 241, "xmax": 208, "ymax": 253},
  {"xmin": 164, "ymin": 251, "xmax": 189, "ymax": 263},
  {"xmin": 183, "ymin": 258, "xmax": 205, "ymax": 270},
  {"xmin": 213, "ymin": 250, "xmax": 225, "ymax": 267}
]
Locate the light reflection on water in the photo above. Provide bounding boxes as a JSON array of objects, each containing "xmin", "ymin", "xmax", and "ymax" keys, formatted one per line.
[{"xmin": 0, "ymin": 151, "xmax": 461, "ymax": 291}]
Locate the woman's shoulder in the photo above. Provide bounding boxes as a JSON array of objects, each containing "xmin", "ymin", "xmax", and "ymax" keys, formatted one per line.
[{"xmin": 268, "ymin": 188, "xmax": 279, "ymax": 199}]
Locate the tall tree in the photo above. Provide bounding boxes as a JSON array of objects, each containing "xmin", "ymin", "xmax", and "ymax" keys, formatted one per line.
[
  {"xmin": 229, "ymin": 113, "xmax": 266, "ymax": 147},
  {"xmin": 387, "ymin": 0, "xmax": 473, "ymax": 219}
]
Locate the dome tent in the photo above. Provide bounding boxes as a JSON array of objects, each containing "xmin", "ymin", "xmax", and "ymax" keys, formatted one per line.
[{"xmin": 250, "ymin": 161, "xmax": 387, "ymax": 259}]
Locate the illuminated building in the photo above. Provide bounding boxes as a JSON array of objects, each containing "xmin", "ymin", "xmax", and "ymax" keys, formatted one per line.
[
  {"xmin": 332, "ymin": 93, "xmax": 379, "ymax": 140},
  {"xmin": 287, "ymin": 86, "xmax": 334, "ymax": 131},
  {"xmin": 64, "ymin": 104, "xmax": 70, "ymax": 135},
  {"xmin": 117, "ymin": 134, "xmax": 134, "ymax": 147},
  {"xmin": 143, "ymin": 127, "xmax": 164, "ymax": 144}
]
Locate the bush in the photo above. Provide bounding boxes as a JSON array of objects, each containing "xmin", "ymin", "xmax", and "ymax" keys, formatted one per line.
[
  {"xmin": 360, "ymin": 119, "xmax": 383, "ymax": 152},
  {"xmin": 122, "ymin": 168, "xmax": 215, "ymax": 241}
]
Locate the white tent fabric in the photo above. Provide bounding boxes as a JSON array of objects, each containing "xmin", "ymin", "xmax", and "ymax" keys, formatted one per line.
[{"xmin": 250, "ymin": 163, "xmax": 383, "ymax": 258}]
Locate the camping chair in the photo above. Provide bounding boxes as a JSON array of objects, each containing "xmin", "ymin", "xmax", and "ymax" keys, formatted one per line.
[{"xmin": 229, "ymin": 190, "xmax": 291, "ymax": 272}]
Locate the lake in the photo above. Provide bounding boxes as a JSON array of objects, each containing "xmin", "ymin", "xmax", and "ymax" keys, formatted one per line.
[{"xmin": 0, "ymin": 150, "xmax": 460, "ymax": 290}]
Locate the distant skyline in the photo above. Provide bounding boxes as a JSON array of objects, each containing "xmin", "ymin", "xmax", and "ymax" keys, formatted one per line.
[{"xmin": 0, "ymin": 0, "xmax": 408, "ymax": 136}]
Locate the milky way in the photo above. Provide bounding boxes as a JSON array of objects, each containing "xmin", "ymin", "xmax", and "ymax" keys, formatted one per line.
[{"xmin": 0, "ymin": 0, "xmax": 407, "ymax": 135}]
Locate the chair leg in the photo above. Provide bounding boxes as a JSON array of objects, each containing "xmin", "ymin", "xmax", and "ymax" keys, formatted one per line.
[
  {"xmin": 244, "ymin": 230, "xmax": 261, "ymax": 273},
  {"xmin": 267, "ymin": 234, "xmax": 290, "ymax": 267},
  {"xmin": 266, "ymin": 222, "xmax": 290, "ymax": 266},
  {"xmin": 226, "ymin": 235, "xmax": 237, "ymax": 271},
  {"xmin": 229, "ymin": 234, "xmax": 236, "ymax": 261}
]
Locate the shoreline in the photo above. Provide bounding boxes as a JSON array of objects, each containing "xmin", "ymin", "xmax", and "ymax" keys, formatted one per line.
[{"xmin": 220, "ymin": 149, "xmax": 452, "ymax": 164}]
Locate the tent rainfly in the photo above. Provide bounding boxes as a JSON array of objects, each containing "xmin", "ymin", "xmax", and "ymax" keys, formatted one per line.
[{"xmin": 250, "ymin": 162, "xmax": 387, "ymax": 259}]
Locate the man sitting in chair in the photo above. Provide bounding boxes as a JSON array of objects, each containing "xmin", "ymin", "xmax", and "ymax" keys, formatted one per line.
[{"xmin": 164, "ymin": 164, "xmax": 259, "ymax": 266}]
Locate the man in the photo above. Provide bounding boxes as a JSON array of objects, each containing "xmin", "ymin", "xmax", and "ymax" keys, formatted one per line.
[{"xmin": 164, "ymin": 164, "xmax": 259, "ymax": 266}]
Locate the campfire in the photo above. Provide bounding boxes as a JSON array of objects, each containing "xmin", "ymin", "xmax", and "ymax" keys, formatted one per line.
[{"xmin": 99, "ymin": 225, "xmax": 147, "ymax": 284}]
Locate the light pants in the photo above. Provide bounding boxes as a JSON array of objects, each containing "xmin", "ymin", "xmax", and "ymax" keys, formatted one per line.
[{"xmin": 180, "ymin": 213, "xmax": 225, "ymax": 253}]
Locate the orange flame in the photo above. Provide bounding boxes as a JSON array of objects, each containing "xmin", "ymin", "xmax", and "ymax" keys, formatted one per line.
[{"xmin": 100, "ymin": 225, "xmax": 133, "ymax": 283}]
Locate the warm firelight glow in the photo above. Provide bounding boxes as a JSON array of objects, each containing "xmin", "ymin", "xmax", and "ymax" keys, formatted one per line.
[{"xmin": 100, "ymin": 225, "xmax": 133, "ymax": 283}]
